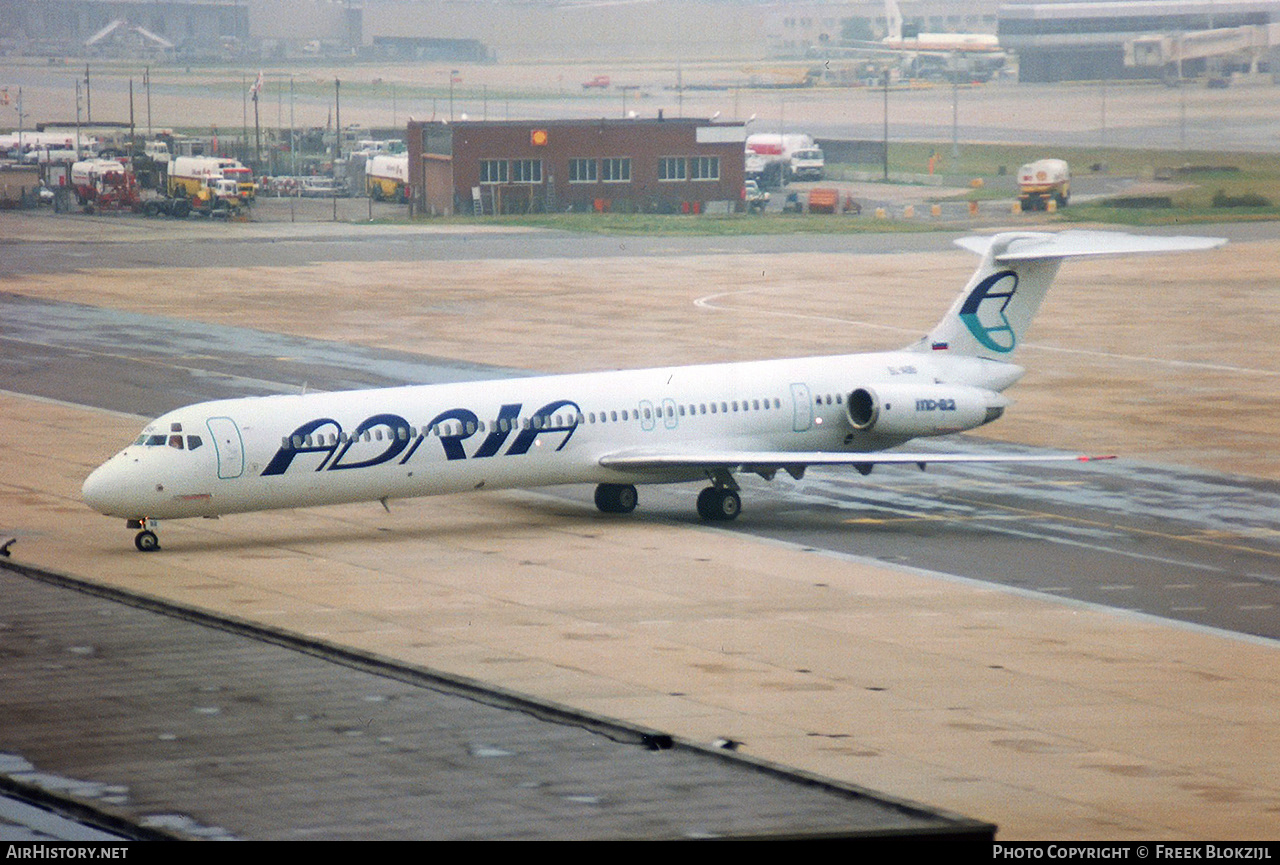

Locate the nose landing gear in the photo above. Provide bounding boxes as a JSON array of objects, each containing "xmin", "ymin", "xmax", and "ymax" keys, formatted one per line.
[{"xmin": 127, "ymin": 519, "xmax": 161, "ymax": 552}]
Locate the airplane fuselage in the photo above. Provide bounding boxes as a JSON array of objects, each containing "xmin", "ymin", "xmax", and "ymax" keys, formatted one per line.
[{"xmin": 83, "ymin": 349, "xmax": 1021, "ymax": 522}]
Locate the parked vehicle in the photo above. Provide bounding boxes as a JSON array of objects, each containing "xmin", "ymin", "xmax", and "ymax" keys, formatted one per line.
[
  {"xmin": 149, "ymin": 165, "xmax": 246, "ymax": 218},
  {"xmin": 1017, "ymin": 159, "xmax": 1070, "ymax": 210},
  {"xmin": 365, "ymin": 154, "xmax": 409, "ymax": 202},
  {"xmin": 743, "ymin": 180, "xmax": 770, "ymax": 213},
  {"xmin": 168, "ymin": 156, "xmax": 256, "ymax": 204},
  {"xmin": 300, "ymin": 176, "xmax": 349, "ymax": 198},
  {"xmin": 807, "ymin": 187, "xmax": 840, "ymax": 214},
  {"xmin": 745, "ymin": 133, "xmax": 825, "ymax": 186},
  {"xmin": 70, "ymin": 159, "xmax": 142, "ymax": 213}
]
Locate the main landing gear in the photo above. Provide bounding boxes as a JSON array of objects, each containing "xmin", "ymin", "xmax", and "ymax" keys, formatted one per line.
[
  {"xmin": 128, "ymin": 519, "xmax": 161, "ymax": 552},
  {"xmin": 694, "ymin": 468, "xmax": 741, "ymax": 522},
  {"xmin": 696, "ymin": 487, "xmax": 741, "ymax": 521},
  {"xmin": 593, "ymin": 474, "xmax": 742, "ymax": 523},
  {"xmin": 594, "ymin": 483, "xmax": 638, "ymax": 514}
]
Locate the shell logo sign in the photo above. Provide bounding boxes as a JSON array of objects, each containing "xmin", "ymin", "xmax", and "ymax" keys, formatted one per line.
[{"xmin": 531, "ymin": 129, "xmax": 549, "ymax": 146}]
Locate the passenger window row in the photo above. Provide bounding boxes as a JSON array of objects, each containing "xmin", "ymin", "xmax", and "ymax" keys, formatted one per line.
[{"xmin": 278, "ymin": 396, "xmax": 788, "ymax": 449}]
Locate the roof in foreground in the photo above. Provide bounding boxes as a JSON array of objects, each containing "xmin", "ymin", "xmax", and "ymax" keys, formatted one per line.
[{"xmin": 0, "ymin": 561, "xmax": 995, "ymax": 841}]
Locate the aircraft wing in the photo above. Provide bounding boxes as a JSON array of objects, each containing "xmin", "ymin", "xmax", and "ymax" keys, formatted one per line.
[
  {"xmin": 827, "ymin": 40, "xmax": 911, "ymax": 56},
  {"xmin": 599, "ymin": 448, "xmax": 1113, "ymax": 475}
]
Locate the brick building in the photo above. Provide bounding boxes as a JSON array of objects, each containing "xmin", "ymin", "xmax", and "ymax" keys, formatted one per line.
[{"xmin": 407, "ymin": 117, "xmax": 747, "ymax": 216}]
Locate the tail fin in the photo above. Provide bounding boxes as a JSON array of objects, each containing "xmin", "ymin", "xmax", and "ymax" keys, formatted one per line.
[
  {"xmin": 911, "ymin": 230, "xmax": 1226, "ymax": 359},
  {"xmin": 884, "ymin": 0, "xmax": 903, "ymax": 42}
]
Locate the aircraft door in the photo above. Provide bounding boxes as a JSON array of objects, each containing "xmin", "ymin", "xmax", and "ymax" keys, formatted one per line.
[
  {"xmin": 790, "ymin": 383, "xmax": 813, "ymax": 432},
  {"xmin": 206, "ymin": 416, "xmax": 245, "ymax": 479},
  {"xmin": 638, "ymin": 400, "xmax": 657, "ymax": 432}
]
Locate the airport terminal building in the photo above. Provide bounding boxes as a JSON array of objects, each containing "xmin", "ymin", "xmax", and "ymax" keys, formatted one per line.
[
  {"xmin": 406, "ymin": 117, "xmax": 747, "ymax": 216},
  {"xmin": 999, "ymin": 0, "xmax": 1280, "ymax": 81}
]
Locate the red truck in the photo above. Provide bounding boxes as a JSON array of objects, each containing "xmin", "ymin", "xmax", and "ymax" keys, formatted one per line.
[{"xmin": 70, "ymin": 158, "xmax": 141, "ymax": 213}]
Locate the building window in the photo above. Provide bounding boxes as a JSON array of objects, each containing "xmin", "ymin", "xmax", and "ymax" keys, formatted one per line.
[
  {"xmin": 480, "ymin": 159, "xmax": 508, "ymax": 184},
  {"xmin": 658, "ymin": 157, "xmax": 687, "ymax": 181},
  {"xmin": 689, "ymin": 156, "xmax": 720, "ymax": 181},
  {"xmin": 511, "ymin": 159, "xmax": 543, "ymax": 183},
  {"xmin": 601, "ymin": 157, "xmax": 631, "ymax": 183},
  {"xmin": 568, "ymin": 158, "xmax": 597, "ymax": 183}
]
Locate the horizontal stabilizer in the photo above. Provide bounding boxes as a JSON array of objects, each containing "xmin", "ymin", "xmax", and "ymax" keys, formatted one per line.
[{"xmin": 955, "ymin": 230, "xmax": 1226, "ymax": 261}]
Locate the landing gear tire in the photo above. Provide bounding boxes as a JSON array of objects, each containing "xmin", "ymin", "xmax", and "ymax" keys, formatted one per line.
[
  {"xmin": 594, "ymin": 483, "xmax": 638, "ymax": 514},
  {"xmin": 134, "ymin": 530, "xmax": 161, "ymax": 552},
  {"xmin": 697, "ymin": 487, "xmax": 741, "ymax": 522}
]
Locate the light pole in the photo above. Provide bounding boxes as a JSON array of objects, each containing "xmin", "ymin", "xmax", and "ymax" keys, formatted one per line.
[
  {"xmin": 882, "ymin": 70, "xmax": 890, "ymax": 182},
  {"xmin": 951, "ymin": 53, "xmax": 965, "ymax": 159},
  {"xmin": 1099, "ymin": 76, "xmax": 1107, "ymax": 149},
  {"xmin": 14, "ymin": 88, "xmax": 26, "ymax": 155},
  {"xmin": 75, "ymin": 78, "xmax": 83, "ymax": 160},
  {"xmin": 1178, "ymin": 56, "xmax": 1187, "ymax": 150}
]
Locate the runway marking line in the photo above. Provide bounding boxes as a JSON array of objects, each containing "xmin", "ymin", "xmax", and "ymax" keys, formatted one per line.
[
  {"xmin": 843, "ymin": 486, "xmax": 1280, "ymax": 563},
  {"xmin": 842, "ymin": 513, "xmax": 991, "ymax": 525},
  {"xmin": 947, "ymin": 492, "xmax": 1280, "ymax": 562}
]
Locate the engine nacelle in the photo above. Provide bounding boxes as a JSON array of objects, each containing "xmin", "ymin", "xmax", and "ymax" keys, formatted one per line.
[{"xmin": 845, "ymin": 383, "xmax": 1009, "ymax": 438}]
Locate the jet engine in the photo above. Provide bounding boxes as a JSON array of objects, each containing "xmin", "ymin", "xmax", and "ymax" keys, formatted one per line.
[{"xmin": 845, "ymin": 383, "xmax": 1009, "ymax": 438}]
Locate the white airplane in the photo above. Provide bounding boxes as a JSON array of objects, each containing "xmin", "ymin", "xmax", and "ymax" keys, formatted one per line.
[
  {"xmin": 838, "ymin": 1, "xmax": 1007, "ymax": 82},
  {"xmin": 83, "ymin": 230, "xmax": 1224, "ymax": 551}
]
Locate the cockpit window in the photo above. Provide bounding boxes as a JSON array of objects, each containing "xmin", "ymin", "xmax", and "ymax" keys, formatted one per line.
[{"xmin": 134, "ymin": 429, "xmax": 203, "ymax": 451}]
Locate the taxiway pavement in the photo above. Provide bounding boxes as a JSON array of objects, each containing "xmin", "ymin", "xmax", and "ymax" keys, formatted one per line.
[{"xmin": 1, "ymin": 215, "xmax": 1278, "ymax": 839}]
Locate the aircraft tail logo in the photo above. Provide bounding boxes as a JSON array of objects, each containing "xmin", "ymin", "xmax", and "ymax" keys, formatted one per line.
[
  {"xmin": 914, "ymin": 235, "xmax": 1059, "ymax": 360},
  {"xmin": 958, "ymin": 270, "xmax": 1019, "ymax": 353}
]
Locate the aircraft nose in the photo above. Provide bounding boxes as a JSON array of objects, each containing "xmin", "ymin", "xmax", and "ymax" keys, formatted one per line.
[{"xmin": 83, "ymin": 459, "xmax": 133, "ymax": 516}]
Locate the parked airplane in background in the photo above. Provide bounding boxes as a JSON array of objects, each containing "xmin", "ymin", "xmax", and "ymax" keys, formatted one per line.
[
  {"xmin": 840, "ymin": 0, "xmax": 1007, "ymax": 81},
  {"xmin": 83, "ymin": 231, "xmax": 1224, "ymax": 551},
  {"xmin": 879, "ymin": 0, "xmax": 1002, "ymax": 55}
]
